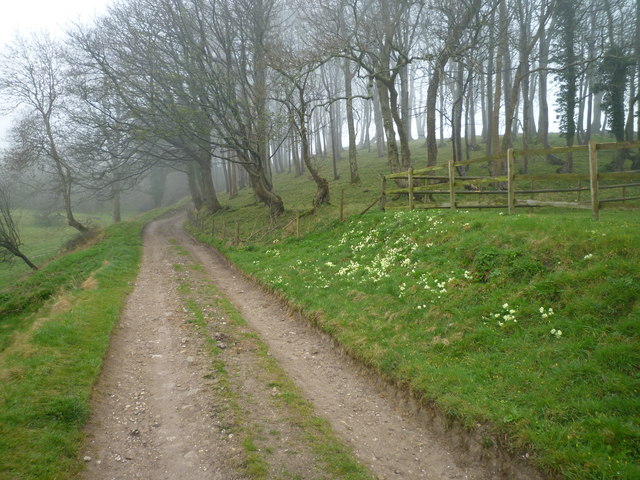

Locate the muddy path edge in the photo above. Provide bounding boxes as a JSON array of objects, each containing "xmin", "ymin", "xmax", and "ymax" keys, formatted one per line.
[{"xmin": 181, "ymin": 215, "xmax": 550, "ymax": 480}]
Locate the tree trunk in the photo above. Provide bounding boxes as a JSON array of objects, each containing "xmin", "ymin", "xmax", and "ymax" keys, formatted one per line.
[
  {"xmin": 335, "ymin": 96, "xmax": 343, "ymax": 158},
  {"xmin": 591, "ymin": 90, "xmax": 603, "ymax": 133},
  {"xmin": 344, "ymin": 59, "xmax": 360, "ymax": 184},
  {"xmin": 467, "ymin": 74, "xmax": 477, "ymax": 148},
  {"xmin": 329, "ymin": 101, "xmax": 340, "ymax": 180},
  {"xmin": 359, "ymin": 97, "xmax": 372, "ymax": 149},
  {"xmin": 522, "ymin": 72, "xmax": 532, "ymax": 173},
  {"xmin": 298, "ymin": 93, "xmax": 330, "ymax": 209},
  {"xmin": 292, "ymin": 129, "xmax": 303, "ymax": 177},
  {"xmin": 363, "ymin": 98, "xmax": 372, "ymax": 150},
  {"xmin": 491, "ymin": 0, "xmax": 507, "ymax": 175},
  {"xmin": 452, "ymin": 61, "xmax": 464, "ymax": 163},
  {"xmin": 626, "ymin": 74, "xmax": 636, "ymax": 142},
  {"xmin": 247, "ymin": 164, "xmax": 284, "ymax": 216},
  {"xmin": 503, "ymin": 37, "xmax": 513, "ymax": 139},
  {"xmin": 15, "ymin": 250, "xmax": 38, "ymax": 270},
  {"xmin": 388, "ymin": 78, "xmax": 412, "ymax": 169},
  {"xmin": 400, "ymin": 63, "xmax": 411, "ymax": 142},
  {"xmin": 480, "ymin": 66, "xmax": 488, "ymax": 143},
  {"xmin": 149, "ymin": 164, "xmax": 169, "ymax": 208},
  {"xmin": 196, "ymin": 150, "xmax": 223, "ymax": 212},
  {"xmin": 426, "ymin": 56, "xmax": 447, "ymax": 166},
  {"xmin": 439, "ymin": 91, "xmax": 446, "ymax": 148},
  {"xmin": 526, "ymin": 71, "xmax": 538, "ymax": 137},
  {"xmin": 577, "ymin": 60, "xmax": 587, "ymax": 144},
  {"xmin": 586, "ymin": 84, "xmax": 594, "ymax": 142},
  {"xmin": 376, "ymin": 78, "xmax": 401, "ymax": 172},
  {"xmin": 222, "ymin": 156, "xmax": 231, "ymax": 194},
  {"xmin": 373, "ymin": 84, "xmax": 386, "ymax": 157},
  {"xmin": 112, "ymin": 188, "xmax": 122, "ymax": 223},
  {"xmin": 229, "ymin": 156, "xmax": 238, "ymax": 198},
  {"xmin": 186, "ymin": 161, "xmax": 203, "ymax": 210},
  {"xmin": 637, "ymin": 0, "xmax": 640, "ymax": 142},
  {"xmin": 44, "ymin": 118, "xmax": 87, "ymax": 232},
  {"xmin": 314, "ymin": 110, "xmax": 325, "ymax": 158},
  {"xmin": 538, "ymin": 22, "xmax": 551, "ymax": 148},
  {"xmin": 486, "ymin": 32, "xmax": 495, "ymax": 155}
]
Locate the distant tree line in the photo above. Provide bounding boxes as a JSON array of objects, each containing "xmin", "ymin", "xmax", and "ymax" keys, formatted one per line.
[{"xmin": 0, "ymin": 0, "xmax": 638, "ymax": 220}]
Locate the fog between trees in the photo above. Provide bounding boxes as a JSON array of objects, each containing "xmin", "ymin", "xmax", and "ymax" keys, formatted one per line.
[{"xmin": 0, "ymin": 0, "xmax": 638, "ymax": 222}]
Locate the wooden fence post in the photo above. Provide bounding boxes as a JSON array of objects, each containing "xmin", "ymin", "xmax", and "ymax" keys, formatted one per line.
[
  {"xmin": 210, "ymin": 219, "xmax": 215, "ymax": 236},
  {"xmin": 234, "ymin": 222, "xmax": 240, "ymax": 245},
  {"xmin": 589, "ymin": 140, "xmax": 600, "ymax": 220},
  {"xmin": 448, "ymin": 160, "xmax": 456, "ymax": 210},
  {"xmin": 380, "ymin": 175, "xmax": 387, "ymax": 211},
  {"xmin": 529, "ymin": 179, "xmax": 535, "ymax": 213},
  {"xmin": 507, "ymin": 148, "xmax": 515, "ymax": 214},
  {"xmin": 296, "ymin": 214, "xmax": 300, "ymax": 239},
  {"xmin": 407, "ymin": 167, "xmax": 414, "ymax": 210},
  {"xmin": 408, "ymin": 168, "xmax": 414, "ymax": 210},
  {"xmin": 577, "ymin": 179, "xmax": 582, "ymax": 203}
]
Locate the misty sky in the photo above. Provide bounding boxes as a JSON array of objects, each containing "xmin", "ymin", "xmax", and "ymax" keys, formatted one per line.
[
  {"xmin": 0, "ymin": 0, "xmax": 111, "ymax": 47},
  {"xmin": 0, "ymin": 0, "xmax": 563, "ymax": 152},
  {"xmin": 0, "ymin": 0, "xmax": 113, "ymax": 148}
]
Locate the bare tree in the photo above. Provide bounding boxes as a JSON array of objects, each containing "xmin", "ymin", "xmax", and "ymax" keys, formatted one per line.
[
  {"xmin": 267, "ymin": 16, "xmax": 332, "ymax": 209},
  {"xmin": 501, "ymin": 0, "xmax": 555, "ymax": 153},
  {"xmin": 65, "ymin": 69, "xmax": 155, "ymax": 223},
  {"xmin": 0, "ymin": 34, "xmax": 88, "ymax": 232},
  {"xmin": 424, "ymin": 0, "xmax": 487, "ymax": 166},
  {"xmin": 70, "ymin": 0, "xmax": 226, "ymax": 213},
  {"xmin": 0, "ymin": 182, "xmax": 37, "ymax": 270},
  {"xmin": 315, "ymin": 0, "xmax": 425, "ymax": 172},
  {"xmin": 344, "ymin": 58, "xmax": 360, "ymax": 184},
  {"xmin": 201, "ymin": 0, "xmax": 286, "ymax": 215}
]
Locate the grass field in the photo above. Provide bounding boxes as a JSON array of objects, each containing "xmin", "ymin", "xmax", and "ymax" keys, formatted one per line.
[{"xmin": 189, "ymin": 136, "xmax": 640, "ymax": 480}]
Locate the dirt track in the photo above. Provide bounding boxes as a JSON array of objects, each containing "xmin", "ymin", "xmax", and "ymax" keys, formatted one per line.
[{"xmin": 80, "ymin": 214, "xmax": 540, "ymax": 479}]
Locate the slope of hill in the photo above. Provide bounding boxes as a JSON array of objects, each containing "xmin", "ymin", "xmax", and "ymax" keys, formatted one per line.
[
  {"xmin": 199, "ymin": 209, "xmax": 639, "ymax": 480},
  {"xmin": 190, "ymin": 140, "xmax": 640, "ymax": 479}
]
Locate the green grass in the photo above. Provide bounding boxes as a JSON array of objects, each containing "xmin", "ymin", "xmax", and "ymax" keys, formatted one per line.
[
  {"xmin": 0, "ymin": 210, "xmax": 116, "ymax": 290},
  {"xmin": 0, "ymin": 205, "xmax": 178, "ymax": 480},
  {"xmin": 200, "ymin": 211, "xmax": 639, "ymax": 479},
  {"xmin": 188, "ymin": 136, "xmax": 640, "ymax": 480}
]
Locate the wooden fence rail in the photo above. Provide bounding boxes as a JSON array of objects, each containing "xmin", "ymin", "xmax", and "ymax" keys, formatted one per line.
[{"xmin": 381, "ymin": 140, "xmax": 640, "ymax": 220}]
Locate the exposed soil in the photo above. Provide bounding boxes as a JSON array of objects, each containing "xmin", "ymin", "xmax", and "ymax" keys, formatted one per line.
[{"xmin": 80, "ymin": 214, "xmax": 542, "ymax": 480}]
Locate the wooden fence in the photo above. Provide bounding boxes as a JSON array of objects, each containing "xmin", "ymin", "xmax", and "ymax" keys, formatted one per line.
[{"xmin": 381, "ymin": 140, "xmax": 640, "ymax": 220}]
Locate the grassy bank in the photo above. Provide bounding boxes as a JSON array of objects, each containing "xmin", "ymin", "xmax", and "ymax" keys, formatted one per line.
[
  {"xmin": 187, "ymin": 135, "xmax": 639, "ymax": 479},
  {"xmin": 193, "ymin": 209, "xmax": 639, "ymax": 479},
  {"xmin": 0, "ymin": 211, "xmax": 115, "ymax": 290},
  {"xmin": 0, "ymin": 207, "xmax": 175, "ymax": 480}
]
